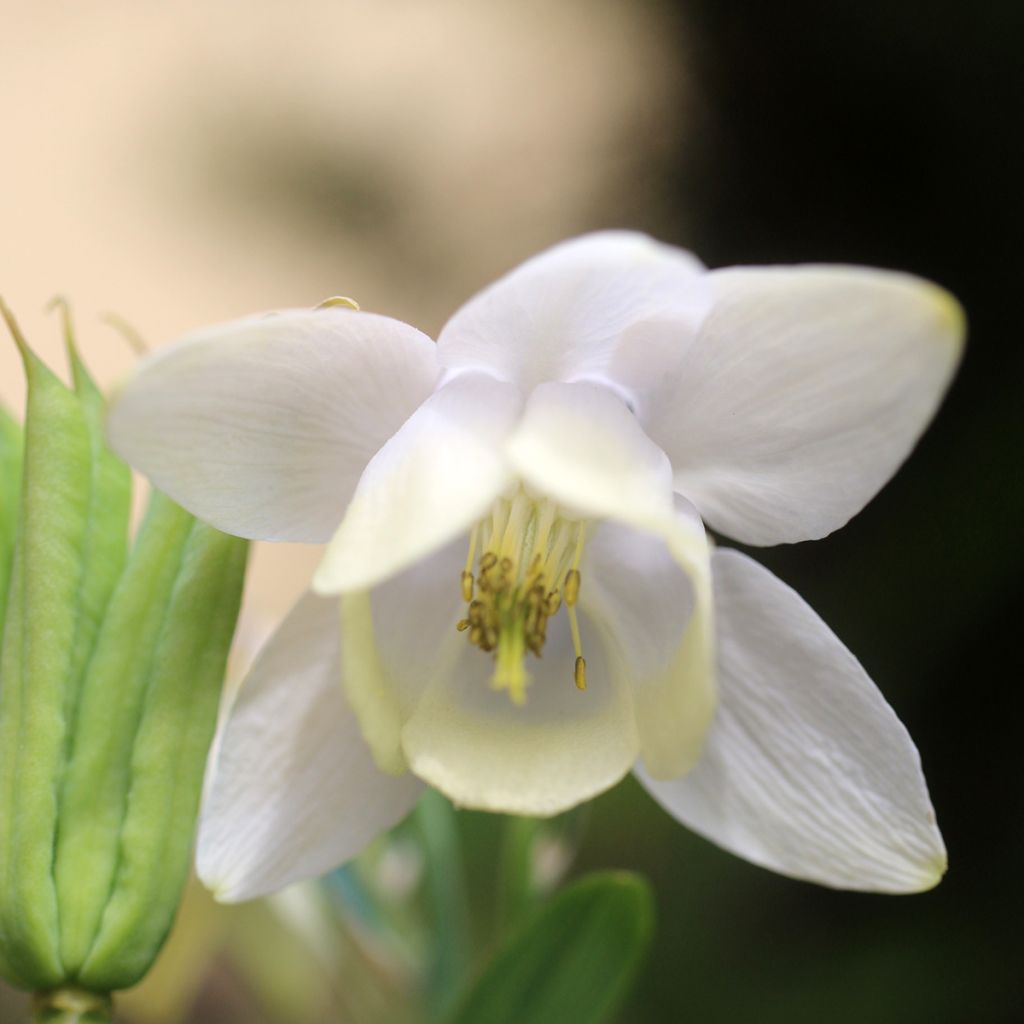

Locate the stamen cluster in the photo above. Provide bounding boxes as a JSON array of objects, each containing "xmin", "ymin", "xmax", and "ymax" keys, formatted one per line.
[{"xmin": 456, "ymin": 491, "xmax": 587, "ymax": 704}]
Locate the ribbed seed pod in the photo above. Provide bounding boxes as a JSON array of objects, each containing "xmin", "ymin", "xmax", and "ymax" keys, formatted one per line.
[
  {"xmin": 0, "ymin": 305, "xmax": 248, "ymax": 1002},
  {"xmin": 0, "ymin": 336, "xmax": 97, "ymax": 990},
  {"xmin": 0, "ymin": 404, "xmax": 22, "ymax": 641}
]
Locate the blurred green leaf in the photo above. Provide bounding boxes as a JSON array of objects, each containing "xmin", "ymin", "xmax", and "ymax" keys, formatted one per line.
[{"xmin": 449, "ymin": 872, "xmax": 653, "ymax": 1024}]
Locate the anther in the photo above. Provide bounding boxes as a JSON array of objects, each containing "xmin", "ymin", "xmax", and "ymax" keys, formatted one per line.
[
  {"xmin": 456, "ymin": 619, "xmax": 471, "ymax": 632},
  {"xmin": 564, "ymin": 569, "xmax": 581, "ymax": 606},
  {"xmin": 480, "ymin": 552, "xmax": 498, "ymax": 573},
  {"xmin": 461, "ymin": 570, "xmax": 474, "ymax": 603},
  {"xmin": 574, "ymin": 656, "xmax": 587, "ymax": 691}
]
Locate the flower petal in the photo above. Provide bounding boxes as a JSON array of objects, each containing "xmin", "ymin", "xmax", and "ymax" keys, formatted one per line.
[
  {"xmin": 107, "ymin": 309, "xmax": 439, "ymax": 542},
  {"xmin": 402, "ymin": 609, "xmax": 639, "ymax": 816},
  {"xmin": 438, "ymin": 232, "xmax": 708, "ymax": 403},
  {"xmin": 314, "ymin": 373, "xmax": 522, "ymax": 594},
  {"xmin": 339, "ymin": 536, "xmax": 638, "ymax": 815},
  {"xmin": 506, "ymin": 381, "xmax": 675, "ymax": 530},
  {"xmin": 197, "ymin": 591, "xmax": 423, "ymax": 902},
  {"xmin": 647, "ymin": 266, "xmax": 965, "ymax": 545},
  {"xmin": 582, "ymin": 498, "xmax": 715, "ymax": 780},
  {"xmin": 638, "ymin": 549, "xmax": 947, "ymax": 893},
  {"xmin": 506, "ymin": 384, "xmax": 716, "ymax": 776},
  {"xmin": 338, "ymin": 538, "xmax": 467, "ymax": 776}
]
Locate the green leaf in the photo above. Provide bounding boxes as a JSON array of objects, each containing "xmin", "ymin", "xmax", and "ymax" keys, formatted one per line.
[
  {"xmin": 449, "ymin": 872, "xmax": 654, "ymax": 1024},
  {"xmin": 0, "ymin": 403, "xmax": 23, "ymax": 641}
]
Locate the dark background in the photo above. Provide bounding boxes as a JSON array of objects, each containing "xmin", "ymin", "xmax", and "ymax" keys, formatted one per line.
[{"xmin": 584, "ymin": 2, "xmax": 1023, "ymax": 1021}]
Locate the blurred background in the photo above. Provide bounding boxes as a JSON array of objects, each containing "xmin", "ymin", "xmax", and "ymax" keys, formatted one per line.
[{"xmin": 1, "ymin": 0, "xmax": 1021, "ymax": 1020}]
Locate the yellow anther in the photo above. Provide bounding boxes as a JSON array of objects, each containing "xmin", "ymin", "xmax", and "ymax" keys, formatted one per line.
[
  {"xmin": 564, "ymin": 569, "xmax": 581, "ymax": 607},
  {"xmin": 574, "ymin": 656, "xmax": 587, "ymax": 691},
  {"xmin": 316, "ymin": 295, "xmax": 360, "ymax": 310},
  {"xmin": 456, "ymin": 492, "xmax": 592, "ymax": 705}
]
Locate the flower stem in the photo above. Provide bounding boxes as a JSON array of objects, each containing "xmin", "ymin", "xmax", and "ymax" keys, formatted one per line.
[
  {"xmin": 30, "ymin": 989, "xmax": 113, "ymax": 1024},
  {"xmin": 496, "ymin": 814, "xmax": 542, "ymax": 937}
]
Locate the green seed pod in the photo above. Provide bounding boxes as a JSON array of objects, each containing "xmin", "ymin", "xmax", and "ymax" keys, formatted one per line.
[
  {"xmin": 62, "ymin": 495, "xmax": 247, "ymax": 989},
  {"xmin": 0, "ymin": 403, "xmax": 22, "ymax": 636},
  {"xmin": 0, "ymin": 325, "xmax": 97, "ymax": 990},
  {"xmin": 0, "ymin": 303, "xmax": 248, "ymax": 1001}
]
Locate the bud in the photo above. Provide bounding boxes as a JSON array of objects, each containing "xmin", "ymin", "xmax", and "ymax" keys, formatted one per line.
[{"xmin": 0, "ymin": 302, "xmax": 248, "ymax": 1006}]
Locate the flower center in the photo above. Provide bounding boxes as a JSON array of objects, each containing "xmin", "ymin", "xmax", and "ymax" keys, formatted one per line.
[{"xmin": 457, "ymin": 490, "xmax": 588, "ymax": 705}]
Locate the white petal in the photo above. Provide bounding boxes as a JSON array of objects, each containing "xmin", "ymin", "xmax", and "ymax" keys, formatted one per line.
[
  {"xmin": 314, "ymin": 373, "xmax": 521, "ymax": 593},
  {"xmin": 648, "ymin": 266, "xmax": 965, "ymax": 545},
  {"xmin": 338, "ymin": 537, "xmax": 467, "ymax": 776},
  {"xmin": 438, "ymin": 232, "xmax": 708, "ymax": 403},
  {"xmin": 402, "ymin": 608, "xmax": 639, "ymax": 816},
  {"xmin": 107, "ymin": 309, "xmax": 439, "ymax": 542},
  {"xmin": 582, "ymin": 498, "xmax": 715, "ymax": 779},
  {"xmin": 506, "ymin": 381, "xmax": 675, "ymax": 531},
  {"xmin": 638, "ymin": 549, "xmax": 946, "ymax": 893},
  {"xmin": 197, "ymin": 591, "xmax": 423, "ymax": 902},
  {"xmin": 340, "ymin": 537, "xmax": 638, "ymax": 815}
]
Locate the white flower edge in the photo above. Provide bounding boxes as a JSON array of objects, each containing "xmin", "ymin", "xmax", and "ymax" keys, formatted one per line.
[
  {"xmin": 649, "ymin": 265, "xmax": 965, "ymax": 546},
  {"xmin": 638, "ymin": 549, "xmax": 946, "ymax": 893},
  {"xmin": 197, "ymin": 591, "xmax": 423, "ymax": 902},
  {"xmin": 107, "ymin": 308, "xmax": 439, "ymax": 543}
]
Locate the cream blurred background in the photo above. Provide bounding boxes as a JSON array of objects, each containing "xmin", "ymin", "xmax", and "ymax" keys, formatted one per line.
[
  {"xmin": 0, "ymin": 0, "xmax": 684, "ymax": 627},
  {"xmin": 0, "ymin": 2, "xmax": 688, "ymax": 1019}
]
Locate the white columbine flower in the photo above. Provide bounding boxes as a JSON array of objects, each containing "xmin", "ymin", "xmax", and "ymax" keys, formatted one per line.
[{"xmin": 107, "ymin": 232, "xmax": 962, "ymax": 902}]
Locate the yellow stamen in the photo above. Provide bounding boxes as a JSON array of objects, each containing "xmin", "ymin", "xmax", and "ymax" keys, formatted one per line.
[
  {"xmin": 574, "ymin": 656, "xmax": 587, "ymax": 691},
  {"xmin": 567, "ymin": 601, "xmax": 584, "ymax": 667},
  {"xmin": 564, "ymin": 569, "xmax": 581, "ymax": 607},
  {"xmin": 457, "ymin": 491, "xmax": 590, "ymax": 704}
]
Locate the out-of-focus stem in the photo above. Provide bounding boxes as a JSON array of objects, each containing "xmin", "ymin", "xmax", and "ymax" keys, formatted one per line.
[
  {"xmin": 30, "ymin": 988, "xmax": 112, "ymax": 1024},
  {"xmin": 415, "ymin": 791, "xmax": 471, "ymax": 1021},
  {"xmin": 496, "ymin": 814, "xmax": 542, "ymax": 937}
]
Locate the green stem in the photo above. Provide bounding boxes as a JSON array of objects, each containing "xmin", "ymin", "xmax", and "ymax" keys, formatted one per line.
[
  {"xmin": 415, "ymin": 791, "xmax": 471, "ymax": 1021},
  {"xmin": 496, "ymin": 814, "xmax": 542, "ymax": 938},
  {"xmin": 31, "ymin": 989, "xmax": 113, "ymax": 1024}
]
